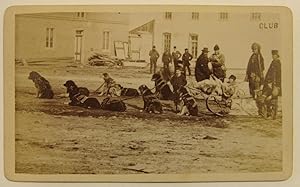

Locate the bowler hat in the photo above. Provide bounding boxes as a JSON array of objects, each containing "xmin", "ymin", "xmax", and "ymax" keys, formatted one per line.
[
  {"xmin": 185, "ymin": 48, "xmax": 188, "ymax": 50},
  {"xmin": 202, "ymin": 47, "xmax": 209, "ymax": 53},
  {"xmin": 213, "ymin": 44, "xmax": 220, "ymax": 51},
  {"xmin": 271, "ymin": 50, "xmax": 279, "ymax": 56}
]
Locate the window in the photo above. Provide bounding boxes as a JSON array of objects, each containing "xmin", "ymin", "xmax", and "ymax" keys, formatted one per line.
[
  {"xmin": 165, "ymin": 12, "xmax": 172, "ymax": 20},
  {"xmin": 192, "ymin": 12, "xmax": 199, "ymax": 20},
  {"xmin": 219, "ymin": 12, "xmax": 229, "ymax": 21},
  {"xmin": 76, "ymin": 12, "xmax": 86, "ymax": 18},
  {"xmin": 103, "ymin": 31, "xmax": 110, "ymax": 50},
  {"xmin": 46, "ymin": 28, "xmax": 54, "ymax": 48},
  {"xmin": 190, "ymin": 34, "xmax": 198, "ymax": 58},
  {"xmin": 250, "ymin": 12, "xmax": 262, "ymax": 21},
  {"xmin": 163, "ymin": 33, "xmax": 171, "ymax": 52}
]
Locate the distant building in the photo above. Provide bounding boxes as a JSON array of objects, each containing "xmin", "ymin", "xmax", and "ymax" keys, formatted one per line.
[
  {"xmin": 129, "ymin": 12, "xmax": 281, "ymax": 68},
  {"xmin": 16, "ymin": 12, "xmax": 129, "ymax": 63}
]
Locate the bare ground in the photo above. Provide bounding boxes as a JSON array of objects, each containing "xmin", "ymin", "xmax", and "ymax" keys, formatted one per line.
[{"xmin": 14, "ymin": 63, "xmax": 282, "ymax": 174}]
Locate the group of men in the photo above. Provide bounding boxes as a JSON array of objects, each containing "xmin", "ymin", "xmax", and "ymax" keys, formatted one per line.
[
  {"xmin": 245, "ymin": 43, "xmax": 281, "ymax": 119},
  {"xmin": 149, "ymin": 42, "xmax": 282, "ymax": 119},
  {"xmin": 149, "ymin": 44, "xmax": 227, "ymax": 82}
]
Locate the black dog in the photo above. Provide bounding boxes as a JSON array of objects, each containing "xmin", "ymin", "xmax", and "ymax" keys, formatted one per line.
[
  {"xmin": 138, "ymin": 84, "xmax": 163, "ymax": 114},
  {"xmin": 151, "ymin": 73, "xmax": 174, "ymax": 100},
  {"xmin": 63, "ymin": 80, "xmax": 90, "ymax": 96},
  {"xmin": 28, "ymin": 71, "xmax": 54, "ymax": 99},
  {"xmin": 177, "ymin": 86, "xmax": 198, "ymax": 116},
  {"xmin": 100, "ymin": 97, "xmax": 126, "ymax": 112},
  {"xmin": 63, "ymin": 80, "xmax": 100, "ymax": 109},
  {"xmin": 115, "ymin": 84, "xmax": 139, "ymax": 96}
]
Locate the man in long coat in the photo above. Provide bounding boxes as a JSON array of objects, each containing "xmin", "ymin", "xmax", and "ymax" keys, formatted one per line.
[
  {"xmin": 195, "ymin": 47, "xmax": 211, "ymax": 82},
  {"xmin": 182, "ymin": 48, "xmax": 193, "ymax": 76},
  {"xmin": 149, "ymin": 45, "xmax": 160, "ymax": 74},
  {"xmin": 256, "ymin": 50, "xmax": 281, "ymax": 119},
  {"xmin": 172, "ymin": 46, "xmax": 182, "ymax": 73},
  {"xmin": 209, "ymin": 44, "xmax": 226, "ymax": 82},
  {"xmin": 245, "ymin": 42, "xmax": 265, "ymax": 98},
  {"xmin": 162, "ymin": 49, "xmax": 172, "ymax": 80}
]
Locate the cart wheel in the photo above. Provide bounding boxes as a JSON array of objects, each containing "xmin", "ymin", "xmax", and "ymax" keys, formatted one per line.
[{"xmin": 206, "ymin": 95, "xmax": 231, "ymax": 116}]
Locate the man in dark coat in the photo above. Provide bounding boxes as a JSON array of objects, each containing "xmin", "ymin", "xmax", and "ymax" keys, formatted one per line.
[
  {"xmin": 209, "ymin": 44, "xmax": 226, "ymax": 82},
  {"xmin": 245, "ymin": 42, "xmax": 265, "ymax": 98},
  {"xmin": 172, "ymin": 46, "xmax": 182, "ymax": 73},
  {"xmin": 149, "ymin": 45, "xmax": 160, "ymax": 74},
  {"xmin": 162, "ymin": 49, "xmax": 172, "ymax": 81},
  {"xmin": 256, "ymin": 50, "xmax": 281, "ymax": 119},
  {"xmin": 195, "ymin": 47, "xmax": 211, "ymax": 82},
  {"xmin": 182, "ymin": 48, "xmax": 193, "ymax": 76}
]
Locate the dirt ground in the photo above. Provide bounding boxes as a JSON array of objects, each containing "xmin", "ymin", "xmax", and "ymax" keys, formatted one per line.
[{"xmin": 15, "ymin": 62, "xmax": 282, "ymax": 174}]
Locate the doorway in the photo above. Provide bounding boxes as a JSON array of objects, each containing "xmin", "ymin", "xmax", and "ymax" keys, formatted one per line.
[{"xmin": 75, "ymin": 30, "xmax": 84, "ymax": 63}]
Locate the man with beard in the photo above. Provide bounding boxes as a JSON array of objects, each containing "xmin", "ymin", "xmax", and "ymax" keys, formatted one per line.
[
  {"xmin": 172, "ymin": 46, "xmax": 182, "ymax": 73},
  {"xmin": 195, "ymin": 47, "xmax": 212, "ymax": 82},
  {"xmin": 256, "ymin": 50, "xmax": 281, "ymax": 119},
  {"xmin": 162, "ymin": 49, "xmax": 172, "ymax": 81},
  {"xmin": 209, "ymin": 44, "xmax": 226, "ymax": 82},
  {"xmin": 149, "ymin": 45, "xmax": 160, "ymax": 74},
  {"xmin": 245, "ymin": 42, "xmax": 265, "ymax": 98},
  {"xmin": 182, "ymin": 48, "xmax": 193, "ymax": 76}
]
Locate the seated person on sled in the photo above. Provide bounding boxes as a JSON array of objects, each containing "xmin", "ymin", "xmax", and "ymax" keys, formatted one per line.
[
  {"xmin": 190, "ymin": 74, "xmax": 237, "ymax": 98},
  {"xmin": 96, "ymin": 73, "xmax": 118, "ymax": 97}
]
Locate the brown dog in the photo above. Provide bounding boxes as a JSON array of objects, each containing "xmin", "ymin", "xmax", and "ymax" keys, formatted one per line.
[{"xmin": 28, "ymin": 71, "xmax": 54, "ymax": 99}]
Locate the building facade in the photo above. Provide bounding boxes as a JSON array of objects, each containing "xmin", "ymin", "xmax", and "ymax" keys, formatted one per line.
[
  {"xmin": 15, "ymin": 12, "xmax": 129, "ymax": 63},
  {"xmin": 129, "ymin": 12, "xmax": 281, "ymax": 69}
]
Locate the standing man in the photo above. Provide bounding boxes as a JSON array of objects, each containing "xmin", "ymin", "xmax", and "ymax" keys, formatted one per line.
[
  {"xmin": 149, "ymin": 45, "xmax": 160, "ymax": 74},
  {"xmin": 256, "ymin": 50, "xmax": 281, "ymax": 119},
  {"xmin": 245, "ymin": 42, "xmax": 265, "ymax": 98},
  {"xmin": 172, "ymin": 46, "xmax": 182, "ymax": 73},
  {"xmin": 182, "ymin": 48, "xmax": 193, "ymax": 76},
  {"xmin": 209, "ymin": 44, "xmax": 226, "ymax": 82},
  {"xmin": 195, "ymin": 47, "xmax": 211, "ymax": 82},
  {"xmin": 162, "ymin": 49, "xmax": 172, "ymax": 80}
]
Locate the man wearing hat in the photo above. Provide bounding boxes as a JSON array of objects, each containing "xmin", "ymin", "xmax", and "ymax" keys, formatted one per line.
[
  {"xmin": 182, "ymin": 48, "xmax": 193, "ymax": 76},
  {"xmin": 172, "ymin": 46, "xmax": 182, "ymax": 73},
  {"xmin": 256, "ymin": 50, "xmax": 281, "ymax": 119},
  {"xmin": 195, "ymin": 47, "xmax": 211, "ymax": 82},
  {"xmin": 149, "ymin": 45, "xmax": 160, "ymax": 74},
  {"xmin": 245, "ymin": 42, "xmax": 265, "ymax": 98},
  {"xmin": 209, "ymin": 44, "xmax": 226, "ymax": 82}
]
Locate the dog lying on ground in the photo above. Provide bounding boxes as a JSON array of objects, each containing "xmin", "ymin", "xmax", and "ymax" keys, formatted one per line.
[
  {"xmin": 63, "ymin": 80, "xmax": 100, "ymax": 109},
  {"xmin": 63, "ymin": 80, "xmax": 90, "ymax": 96},
  {"xmin": 28, "ymin": 71, "xmax": 54, "ymax": 99},
  {"xmin": 115, "ymin": 84, "xmax": 139, "ymax": 97},
  {"xmin": 151, "ymin": 73, "xmax": 174, "ymax": 100},
  {"xmin": 100, "ymin": 97, "xmax": 126, "ymax": 112},
  {"xmin": 138, "ymin": 84, "xmax": 163, "ymax": 114},
  {"xmin": 177, "ymin": 86, "xmax": 198, "ymax": 116}
]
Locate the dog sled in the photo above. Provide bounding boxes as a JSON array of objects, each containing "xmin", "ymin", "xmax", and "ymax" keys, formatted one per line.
[{"xmin": 187, "ymin": 75, "xmax": 246, "ymax": 116}]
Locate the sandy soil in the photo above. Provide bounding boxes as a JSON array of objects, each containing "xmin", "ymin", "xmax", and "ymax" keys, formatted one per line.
[{"xmin": 15, "ymin": 63, "xmax": 282, "ymax": 174}]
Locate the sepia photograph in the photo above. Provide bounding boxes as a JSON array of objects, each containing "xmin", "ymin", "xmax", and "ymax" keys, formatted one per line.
[{"xmin": 3, "ymin": 5, "xmax": 293, "ymax": 182}]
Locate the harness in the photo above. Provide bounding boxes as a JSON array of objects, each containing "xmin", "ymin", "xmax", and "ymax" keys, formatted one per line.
[
  {"xmin": 180, "ymin": 92, "xmax": 197, "ymax": 108},
  {"xmin": 73, "ymin": 93, "xmax": 88, "ymax": 104},
  {"xmin": 156, "ymin": 78, "xmax": 168, "ymax": 91}
]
